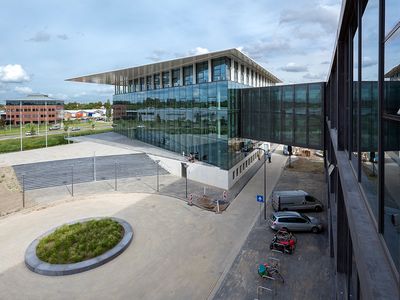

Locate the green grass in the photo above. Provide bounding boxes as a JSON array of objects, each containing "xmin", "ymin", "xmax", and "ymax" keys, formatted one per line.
[
  {"xmin": 36, "ymin": 218, "xmax": 124, "ymax": 264},
  {"xmin": 0, "ymin": 128, "xmax": 113, "ymax": 154}
]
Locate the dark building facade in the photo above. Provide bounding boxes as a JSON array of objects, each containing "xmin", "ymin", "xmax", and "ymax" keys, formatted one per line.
[{"xmin": 325, "ymin": 0, "xmax": 399, "ymax": 298}]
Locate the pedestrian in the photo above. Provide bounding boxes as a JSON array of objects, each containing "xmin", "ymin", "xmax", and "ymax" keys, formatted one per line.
[{"xmin": 267, "ymin": 150, "xmax": 272, "ymax": 163}]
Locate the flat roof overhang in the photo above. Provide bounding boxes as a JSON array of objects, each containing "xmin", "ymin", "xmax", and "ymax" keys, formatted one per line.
[{"xmin": 66, "ymin": 48, "xmax": 281, "ymax": 85}]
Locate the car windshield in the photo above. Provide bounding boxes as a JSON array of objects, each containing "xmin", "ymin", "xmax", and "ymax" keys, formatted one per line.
[{"xmin": 300, "ymin": 214, "xmax": 310, "ymax": 222}]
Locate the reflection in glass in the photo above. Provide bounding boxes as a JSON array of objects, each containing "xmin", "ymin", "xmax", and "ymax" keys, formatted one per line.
[
  {"xmin": 383, "ymin": 119, "xmax": 400, "ymax": 272},
  {"xmin": 360, "ymin": 0, "xmax": 379, "ymax": 218}
]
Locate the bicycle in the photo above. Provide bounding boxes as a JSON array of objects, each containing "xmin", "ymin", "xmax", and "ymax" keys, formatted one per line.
[{"xmin": 258, "ymin": 262, "xmax": 285, "ymax": 283}]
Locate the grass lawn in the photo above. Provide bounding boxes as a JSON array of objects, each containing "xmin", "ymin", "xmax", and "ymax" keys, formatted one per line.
[
  {"xmin": 0, "ymin": 128, "xmax": 112, "ymax": 153},
  {"xmin": 36, "ymin": 218, "xmax": 124, "ymax": 264}
]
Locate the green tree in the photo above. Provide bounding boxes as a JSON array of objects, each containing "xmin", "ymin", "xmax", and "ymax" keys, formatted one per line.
[
  {"xmin": 104, "ymin": 99, "xmax": 112, "ymax": 121},
  {"xmin": 0, "ymin": 118, "xmax": 5, "ymax": 129}
]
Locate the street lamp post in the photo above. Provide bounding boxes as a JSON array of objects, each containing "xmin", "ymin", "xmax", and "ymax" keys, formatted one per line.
[
  {"xmin": 255, "ymin": 147, "xmax": 268, "ymax": 220},
  {"xmin": 155, "ymin": 160, "xmax": 160, "ymax": 192},
  {"xmin": 182, "ymin": 162, "xmax": 189, "ymax": 199}
]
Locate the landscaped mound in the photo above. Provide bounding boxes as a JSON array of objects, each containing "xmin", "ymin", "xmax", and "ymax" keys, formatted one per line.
[{"xmin": 36, "ymin": 218, "xmax": 124, "ymax": 264}]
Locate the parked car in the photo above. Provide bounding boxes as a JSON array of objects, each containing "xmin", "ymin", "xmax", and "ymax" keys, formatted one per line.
[
  {"xmin": 25, "ymin": 132, "xmax": 34, "ymax": 136},
  {"xmin": 49, "ymin": 125, "xmax": 61, "ymax": 131},
  {"xmin": 272, "ymin": 190, "xmax": 323, "ymax": 212},
  {"xmin": 268, "ymin": 211, "xmax": 323, "ymax": 233},
  {"xmin": 71, "ymin": 127, "xmax": 81, "ymax": 131}
]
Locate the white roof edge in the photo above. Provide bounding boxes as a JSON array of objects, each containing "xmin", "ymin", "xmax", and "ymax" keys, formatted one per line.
[{"xmin": 66, "ymin": 48, "xmax": 281, "ymax": 84}]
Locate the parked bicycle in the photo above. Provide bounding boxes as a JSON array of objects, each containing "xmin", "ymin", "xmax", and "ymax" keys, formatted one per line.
[{"xmin": 258, "ymin": 262, "xmax": 284, "ymax": 283}]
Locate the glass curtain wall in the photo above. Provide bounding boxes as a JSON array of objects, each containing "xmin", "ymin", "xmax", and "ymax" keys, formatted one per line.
[
  {"xmin": 239, "ymin": 83, "xmax": 324, "ymax": 149},
  {"xmin": 383, "ymin": 0, "xmax": 400, "ymax": 273},
  {"xmin": 360, "ymin": 0, "xmax": 379, "ymax": 218},
  {"xmin": 113, "ymin": 81, "xmax": 232, "ymax": 169}
]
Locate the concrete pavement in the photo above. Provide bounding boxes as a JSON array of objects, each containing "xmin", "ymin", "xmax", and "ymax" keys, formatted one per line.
[{"xmin": 0, "ymin": 148, "xmax": 287, "ymax": 300}]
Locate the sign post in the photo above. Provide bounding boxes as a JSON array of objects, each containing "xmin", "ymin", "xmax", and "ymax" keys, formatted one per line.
[{"xmin": 257, "ymin": 195, "xmax": 264, "ymax": 224}]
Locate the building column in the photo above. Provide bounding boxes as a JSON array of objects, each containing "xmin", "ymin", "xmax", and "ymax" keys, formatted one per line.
[
  {"xmin": 180, "ymin": 66, "xmax": 183, "ymax": 86},
  {"xmin": 208, "ymin": 59, "xmax": 212, "ymax": 82},
  {"xmin": 244, "ymin": 67, "xmax": 247, "ymax": 85},
  {"xmin": 238, "ymin": 64, "xmax": 241, "ymax": 84},
  {"xmin": 169, "ymin": 69, "xmax": 172, "ymax": 87},
  {"xmin": 193, "ymin": 63, "xmax": 196, "ymax": 85},
  {"xmin": 230, "ymin": 58, "xmax": 235, "ymax": 81}
]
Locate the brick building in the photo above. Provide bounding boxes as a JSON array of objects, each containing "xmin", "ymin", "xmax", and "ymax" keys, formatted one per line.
[{"xmin": 5, "ymin": 94, "xmax": 64, "ymax": 125}]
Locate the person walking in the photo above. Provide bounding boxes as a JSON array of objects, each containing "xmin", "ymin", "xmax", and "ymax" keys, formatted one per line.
[{"xmin": 267, "ymin": 150, "xmax": 272, "ymax": 163}]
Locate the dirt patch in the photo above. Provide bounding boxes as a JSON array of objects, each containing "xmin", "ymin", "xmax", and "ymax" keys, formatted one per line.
[
  {"xmin": 193, "ymin": 195, "xmax": 229, "ymax": 212},
  {"xmin": 0, "ymin": 166, "xmax": 22, "ymax": 216},
  {"xmin": 286, "ymin": 157, "xmax": 324, "ymax": 174}
]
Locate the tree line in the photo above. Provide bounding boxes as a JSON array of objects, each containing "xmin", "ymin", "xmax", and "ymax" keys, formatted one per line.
[{"xmin": 64, "ymin": 100, "xmax": 112, "ymax": 110}]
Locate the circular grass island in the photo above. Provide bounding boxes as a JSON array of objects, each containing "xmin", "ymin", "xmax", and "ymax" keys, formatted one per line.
[{"xmin": 25, "ymin": 217, "xmax": 133, "ymax": 276}]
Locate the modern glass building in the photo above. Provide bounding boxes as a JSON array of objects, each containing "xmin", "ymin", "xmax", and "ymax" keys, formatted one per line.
[
  {"xmin": 68, "ymin": 6, "xmax": 399, "ymax": 296},
  {"xmin": 68, "ymin": 49, "xmax": 281, "ymax": 171},
  {"xmin": 325, "ymin": 0, "xmax": 399, "ymax": 298}
]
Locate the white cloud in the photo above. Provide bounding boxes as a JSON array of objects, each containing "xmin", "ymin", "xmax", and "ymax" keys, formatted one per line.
[
  {"xmin": 14, "ymin": 86, "xmax": 33, "ymax": 94},
  {"xmin": 280, "ymin": 3, "xmax": 340, "ymax": 33},
  {"xmin": 281, "ymin": 62, "xmax": 308, "ymax": 72},
  {"xmin": 191, "ymin": 47, "xmax": 209, "ymax": 55},
  {"xmin": 28, "ymin": 30, "xmax": 51, "ymax": 42},
  {"xmin": 57, "ymin": 34, "xmax": 69, "ymax": 40},
  {"xmin": 0, "ymin": 64, "xmax": 30, "ymax": 83},
  {"xmin": 303, "ymin": 72, "xmax": 326, "ymax": 80}
]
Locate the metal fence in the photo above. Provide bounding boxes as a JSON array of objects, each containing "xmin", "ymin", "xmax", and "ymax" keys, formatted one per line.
[{"xmin": 14, "ymin": 153, "xmax": 168, "ymax": 192}]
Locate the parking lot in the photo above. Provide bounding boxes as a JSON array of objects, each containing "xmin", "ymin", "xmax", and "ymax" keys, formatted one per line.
[{"xmin": 214, "ymin": 157, "xmax": 333, "ymax": 300}]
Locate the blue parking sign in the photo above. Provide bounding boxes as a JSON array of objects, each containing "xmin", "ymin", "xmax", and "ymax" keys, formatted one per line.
[{"xmin": 256, "ymin": 195, "xmax": 264, "ymax": 203}]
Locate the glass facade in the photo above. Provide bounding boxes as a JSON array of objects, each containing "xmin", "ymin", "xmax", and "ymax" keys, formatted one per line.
[
  {"xmin": 112, "ymin": 56, "xmax": 275, "ymax": 171},
  {"xmin": 114, "ymin": 80, "xmax": 246, "ymax": 170},
  {"xmin": 240, "ymin": 83, "xmax": 324, "ymax": 149},
  {"xmin": 326, "ymin": 1, "xmax": 400, "ymax": 295},
  {"xmin": 383, "ymin": 0, "xmax": 400, "ymax": 274}
]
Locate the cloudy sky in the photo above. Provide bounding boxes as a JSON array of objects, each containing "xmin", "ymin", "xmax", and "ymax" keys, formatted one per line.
[{"xmin": 0, "ymin": 0, "xmax": 341, "ymax": 103}]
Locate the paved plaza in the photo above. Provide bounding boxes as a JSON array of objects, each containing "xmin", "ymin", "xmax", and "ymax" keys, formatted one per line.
[{"xmin": 0, "ymin": 141, "xmax": 288, "ymax": 300}]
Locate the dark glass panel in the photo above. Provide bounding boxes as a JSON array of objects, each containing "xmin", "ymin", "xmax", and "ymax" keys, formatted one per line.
[
  {"xmin": 183, "ymin": 65, "xmax": 193, "ymax": 85},
  {"xmin": 383, "ymin": 119, "xmax": 400, "ymax": 272},
  {"xmin": 361, "ymin": 0, "xmax": 379, "ymax": 219}
]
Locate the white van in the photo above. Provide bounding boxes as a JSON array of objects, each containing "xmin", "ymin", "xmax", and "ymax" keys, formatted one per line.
[
  {"xmin": 272, "ymin": 190, "xmax": 323, "ymax": 212},
  {"xmin": 260, "ymin": 142, "xmax": 271, "ymax": 152}
]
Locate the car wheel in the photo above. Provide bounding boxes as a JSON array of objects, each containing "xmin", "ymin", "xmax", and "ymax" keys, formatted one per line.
[
  {"xmin": 311, "ymin": 227, "xmax": 319, "ymax": 233},
  {"xmin": 315, "ymin": 206, "xmax": 322, "ymax": 212},
  {"xmin": 270, "ymin": 243, "xmax": 273, "ymax": 250}
]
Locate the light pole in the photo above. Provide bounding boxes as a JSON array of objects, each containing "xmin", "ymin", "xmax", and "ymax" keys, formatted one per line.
[
  {"xmin": 155, "ymin": 160, "xmax": 160, "ymax": 192},
  {"xmin": 255, "ymin": 147, "xmax": 267, "ymax": 220},
  {"xmin": 182, "ymin": 162, "xmax": 189, "ymax": 199}
]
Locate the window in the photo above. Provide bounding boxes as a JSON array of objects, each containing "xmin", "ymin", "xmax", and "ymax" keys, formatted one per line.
[
  {"xmin": 146, "ymin": 76, "xmax": 153, "ymax": 90},
  {"xmin": 212, "ymin": 57, "xmax": 230, "ymax": 81},
  {"xmin": 196, "ymin": 61, "xmax": 208, "ymax": 83},
  {"xmin": 305, "ymin": 195, "xmax": 315, "ymax": 202},
  {"xmin": 183, "ymin": 66, "xmax": 193, "ymax": 85},
  {"xmin": 172, "ymin": 69, "xmax": 180, "ymax": 87},
  {"xmin": 234, "ymin": 61, "xmax": 238, "ymax": 82},
  {"xmin": 162, "ymin": 71, "xmax": 170, "ymax": 88},
  {"xmin": 154, "ymin": 74, "xmax": 161, "ymax": 89}
]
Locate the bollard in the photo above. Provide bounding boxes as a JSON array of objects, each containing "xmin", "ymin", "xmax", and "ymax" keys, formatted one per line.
[
  {"xmin": 114, "ymin": 162, "xmax": 117, "ymax": 191},
  {"xmin": 71, "ymin": 166, "xmax": 74, "ymax": 197},
  {"xmin": 22, "ymin": 174, "xmax": 25, "ymax": 208},
  {"xmin": 216, "ymin": 199, "xmax": 221, "ymax": 214},
  {"xmin": 187, "ymin": 193, "xmax": 193, "ymax": 206}
]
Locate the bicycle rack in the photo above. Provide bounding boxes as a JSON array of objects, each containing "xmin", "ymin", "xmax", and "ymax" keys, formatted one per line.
[{"xmin": 256, "ymin": 285, "xmax": 274, "ymax": 299}]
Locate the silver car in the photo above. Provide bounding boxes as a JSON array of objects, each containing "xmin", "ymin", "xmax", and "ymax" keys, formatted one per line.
[{"xmin": 269, "ymin": 211, "xmax": 323, "ymax": 233}]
